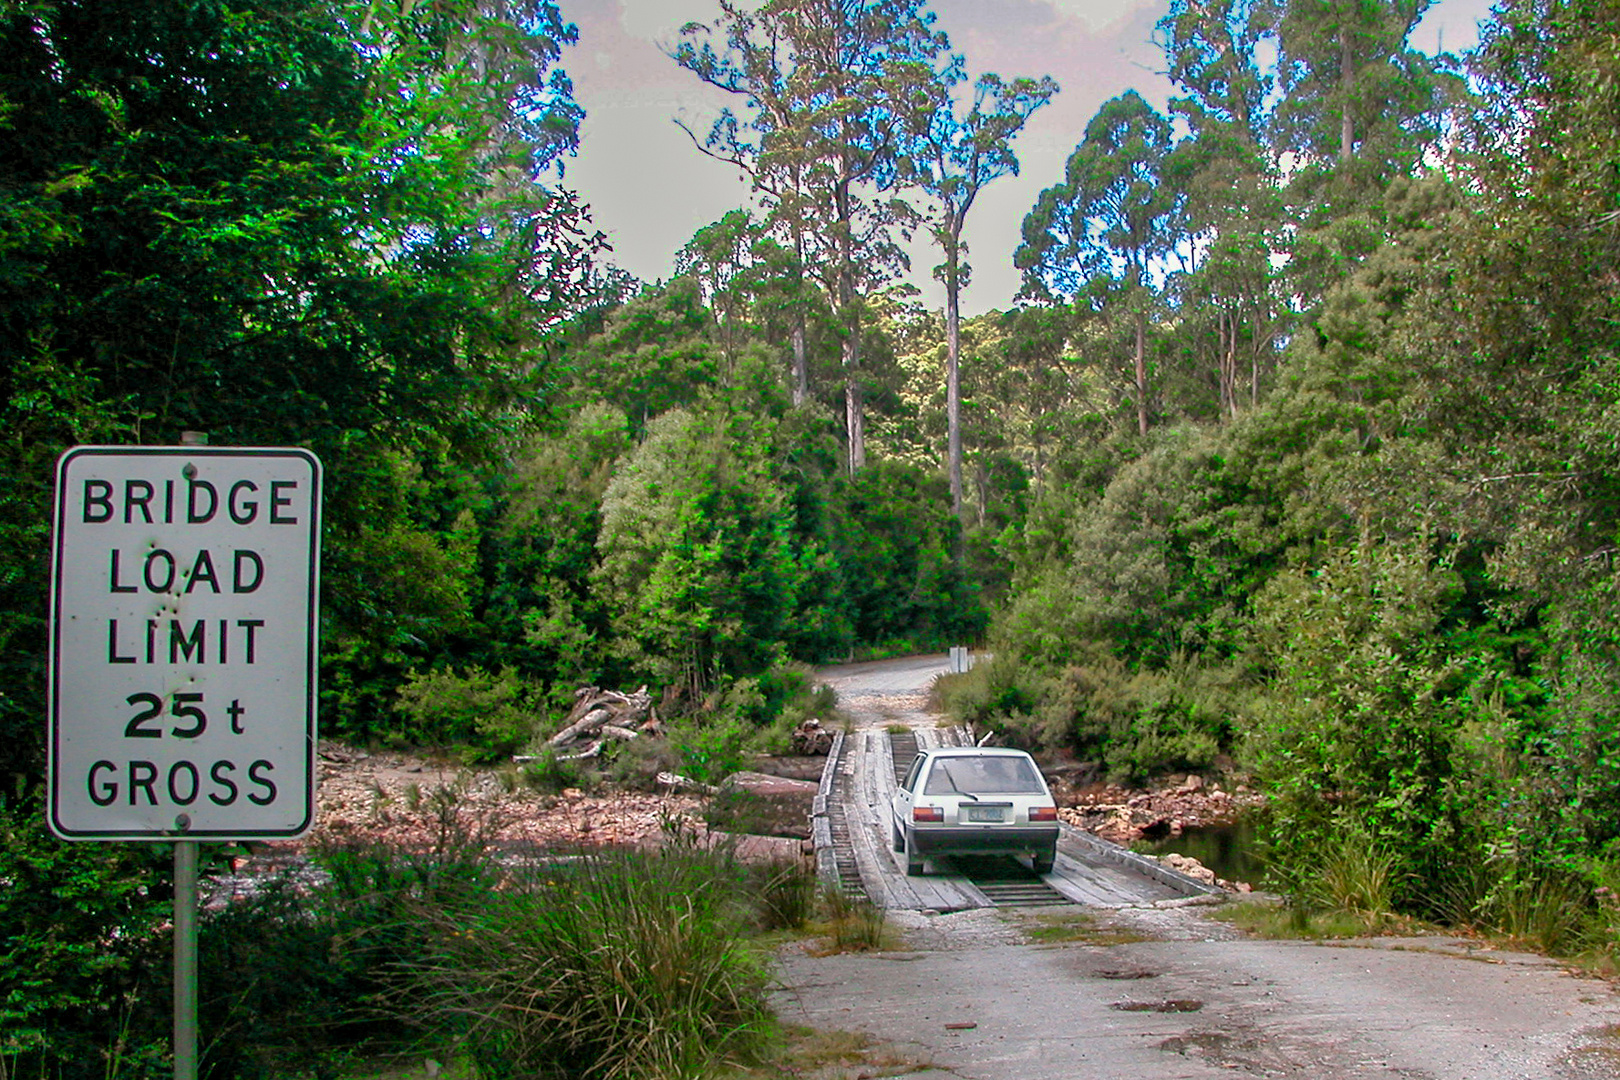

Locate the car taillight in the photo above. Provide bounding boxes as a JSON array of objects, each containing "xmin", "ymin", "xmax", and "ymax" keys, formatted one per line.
[
  {"xmin": 1029, "ymin": 806, "xmax": 1058, "ymax": 822},
  {"xmin": 913, "ymin": 806, "xmax": 945, "ymax": 822}
]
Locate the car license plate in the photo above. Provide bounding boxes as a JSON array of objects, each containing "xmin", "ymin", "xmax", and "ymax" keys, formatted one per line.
[{"xmin": 965, "ymin": 806, "xmax": 1006, "ymax": 823}]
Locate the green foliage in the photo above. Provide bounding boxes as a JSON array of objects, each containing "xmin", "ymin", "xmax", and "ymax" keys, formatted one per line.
[
  {"xmin": 393, "ymin": 665, "xmax": 541, "ymax": 761},
  {"xmin": 402, "ymin": 849, "xmax": 775, "ymax": 1080},
  {"xmin": 595, "ymin": 408, "xmax": 806, "ymax": 693},
  {"xmin": 1245, "ymin": 538, "xmax": 1481, "ymax": 901},
  {"xmin": 833, "ymin": 459, "xmax": 988, "ymax": 649},
  {"xmin": 0, "ymin": 800, "xmax": 170, "ymax": 1076},
  {"xmin": 942, "ymin": 651, "xmax": 1234, "ymax": 784},
  {"xmin": 671, "ymin": 713, "xmax": 755, "ymax": 787}
]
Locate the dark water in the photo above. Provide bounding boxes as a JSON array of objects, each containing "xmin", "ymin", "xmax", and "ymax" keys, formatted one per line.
[{"xmin": 1142, "ymin": 819, "xmax": 1264, "ymax": 883}]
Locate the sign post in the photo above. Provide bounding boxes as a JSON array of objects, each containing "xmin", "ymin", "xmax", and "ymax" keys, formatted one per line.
[{"xmin": 48, "ymin": 446, "xmax": 322, "ymax": 1078}]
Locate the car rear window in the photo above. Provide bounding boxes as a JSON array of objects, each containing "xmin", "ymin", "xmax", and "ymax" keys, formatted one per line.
[{"xmin": 923, "ymin": 755, "xmax": 1044, "ymax": 795}]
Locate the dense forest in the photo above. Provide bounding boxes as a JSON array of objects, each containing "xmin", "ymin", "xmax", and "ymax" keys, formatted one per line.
[{"xmin": 5, "ymin": 0, "xmax": 1620, "ymax": 1069}]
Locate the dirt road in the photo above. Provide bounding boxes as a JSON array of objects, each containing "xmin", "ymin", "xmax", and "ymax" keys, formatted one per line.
[{"xmin": 781, "ymin": 655, "xmax": 1620, "ymax": 1080}]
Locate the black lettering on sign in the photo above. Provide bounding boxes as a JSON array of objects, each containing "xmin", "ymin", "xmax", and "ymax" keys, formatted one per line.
[
  {"xmin": 108, "ymin": 550, "xmax": 136, "ymax": 593},
  {"xmin": 88, "ymin": 761, "xmax": 118, "ymax": 806},
  {"xmin": 128, "ymin": 760, "xmax": 158, "ymax": 806},
  {"xmin": 124, "ymin": 480, "xmax": 154, "ymax": 524},
  {"xmin": 169, "ymin": 692, "xmax": 206, "ymax": 738},
  {"xmin": 187, "ymin": 479, "xmax": 217, "ymax": 524},
  {"xmin": 269, "ymin": 480, "xmax": 298, "ymax": 524},
  {"xmin": 83, "ymin": 480, "xmax": 113, "ymax": 523},
  {"xmin": 248, "ymin": 760, "xmax": 276, "ymax": 805},
  {"xmin": 82, "ymin": 760, "xmax": 259, "ymax": 808},
  {"xmin": 209, "ymin": 761, "xmax": 238, "ymax": 805},
  {"xmin": 186, "ymin": 550, "xmax": 218, "ymax": 593},
  {"xmin": 170, "ymin": 620, "xmax": 204, "ymax": 664},
  {"xmin": 108, "ymin": 619, "xmax": 136, "ymax": 665},
  {"xmin": 228, "ymin": 481, "xmax": 258, "ymax": 524},
  {"xmin": 167, "ymin": 761, "xmax": 199, "ymax": 805},
  {"xmin": 144, "ymin": 550, "xmax": 176, "ymax": 592},
  {"xmin": 234, "ymin": 550, "xmax": 263, "ymax": 592},
  {"xmin": 124, "ymin": 692, "xmax": 162, "ymax": 738}
]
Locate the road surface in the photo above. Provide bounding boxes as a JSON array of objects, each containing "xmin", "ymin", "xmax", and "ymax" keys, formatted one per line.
[{"xmin": 781, "ymin": 654, "xmax": 1620, "ymax": 1080}]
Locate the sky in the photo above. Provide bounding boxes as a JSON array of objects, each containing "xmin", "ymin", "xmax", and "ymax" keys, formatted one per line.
[{"xmin": 553, "ymin": 0, "xmax": 1501, "ymax": 317}]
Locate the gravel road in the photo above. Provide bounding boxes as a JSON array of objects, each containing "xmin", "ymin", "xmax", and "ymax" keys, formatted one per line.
[{"xmin": 781, "ymin": 654, "xmax": 1620, "ymax": 1080}]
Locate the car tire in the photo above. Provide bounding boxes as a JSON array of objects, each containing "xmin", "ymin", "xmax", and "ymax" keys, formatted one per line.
[
  {"xmin": 892, "ymin": 820, "xmax": 905, "ymax": 853},
  {"xmin": 904, "ymin": 827, "xmax": 926, "ymax": 877},
  {"xmin": 1032, "ymin": 846, "xmax": 1056, "ymax": 875}
]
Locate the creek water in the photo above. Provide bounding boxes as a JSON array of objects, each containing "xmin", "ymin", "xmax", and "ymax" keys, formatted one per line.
[{"xmin": 1141, "ymin": 818, "xmax": 1265, "ymax": 884}]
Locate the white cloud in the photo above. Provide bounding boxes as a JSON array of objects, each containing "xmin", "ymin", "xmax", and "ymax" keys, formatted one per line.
[
  {"xmin": 615, "ymin": 0, "xmax": 729, "ymax": 42},
  {"xmin": 1048, "ymin": 0, "xmax": 1160, "ymax": 35}
]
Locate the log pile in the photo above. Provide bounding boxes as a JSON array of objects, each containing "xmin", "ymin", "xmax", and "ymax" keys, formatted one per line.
[
  {"xmin": 545, "ymin": 686, "xmax": 663, "ymax": 760},
  {"xmin": 788, "ymin": 718, "xmax": 834, "ymax": 756}
]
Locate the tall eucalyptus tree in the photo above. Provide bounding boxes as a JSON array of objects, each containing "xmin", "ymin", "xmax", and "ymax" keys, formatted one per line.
[
  {"xmin": 1158, "ymin": 0, "xmax": 1283, "ymax": 418},
  {"xmin": 910, "ymin": 72, "xmax": 1058, "ymax": 517},
  {"xmin": 672, "ymin": 0, "xmax": 951, "ymax": 472},
  {"xmin": 1271, "ymin": 0, "xmax": 1462, "ymax": 299},
  {"xmin": 1016, "ymin": 92, "xmax": 1183, "ymax": 436}
]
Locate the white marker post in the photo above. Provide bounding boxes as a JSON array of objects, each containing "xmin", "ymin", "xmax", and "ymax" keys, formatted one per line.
[{"xmin": 47, "ymin": 445, "xmax": 322, "ymax": 1080}]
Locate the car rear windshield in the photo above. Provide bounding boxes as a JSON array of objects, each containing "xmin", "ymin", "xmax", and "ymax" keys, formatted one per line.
[{"xmin": 923, "ymin": 755, "xmax": 1044, "ymax": 795}]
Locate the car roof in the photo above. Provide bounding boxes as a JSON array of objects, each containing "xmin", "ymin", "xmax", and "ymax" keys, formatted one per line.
[{"xmin": 919, "ymin": 747, "xmax": 1035, "ymax": 759}]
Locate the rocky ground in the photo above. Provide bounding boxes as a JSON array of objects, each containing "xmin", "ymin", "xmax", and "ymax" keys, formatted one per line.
[
  {"xmin": 232, "ymin": 726, "xmax": 1259, "ymax": 897},
  {"xmin": 1050, "ymin": 769, "xmax": 1265, "ymax": 845},
  {"xmin": 232, "ymin": 741, "xmax": 706, "ymax": 869}
]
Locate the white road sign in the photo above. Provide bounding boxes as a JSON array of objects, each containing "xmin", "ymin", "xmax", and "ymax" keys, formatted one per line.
[{"xmin": 48, "ymin": 447, "xmax": 322, "ymax": 840}]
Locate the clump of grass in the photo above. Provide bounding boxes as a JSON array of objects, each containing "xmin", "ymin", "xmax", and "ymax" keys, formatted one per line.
[
  {"xmin": 401, "ymin": 847, "xmax": 776, "ymax": 1080},
  {"xmin": 814, "ymin": 887, "xmax": 888, "ymax": 953},
  {"xmin": 1306, "ymin": 835, "xmax": 1400, "ymax": 917},
  {"xmin": 726, "ymin": 1025, "xmax": 933, "ymax": 1080},
  {"xmin": 1218, "ymin": 898, "xmax": 1395, "ymax": 940},
  {"xmin": 753, "ymin": 859, "xmax": 818, "ymax": 931},
  {"xmin": 1477, "ymin": 873, "xmax": 1592, "ymax": 956}
]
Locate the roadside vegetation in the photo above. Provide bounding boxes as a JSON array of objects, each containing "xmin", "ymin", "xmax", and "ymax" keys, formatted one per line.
[{"xmin": 7, "ymin": 0, "xmax": 1620, "ymax": 1075}]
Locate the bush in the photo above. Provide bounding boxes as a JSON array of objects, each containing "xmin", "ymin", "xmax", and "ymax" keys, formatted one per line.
[
  {"xmin": 670, "ymin": 713, "xmax": 754, "ymax": 785},
  {"xmin": 392, "ymin": 665, "xmax": 542, "ymax": 762},
  {"xmin": 0, "ymin": 802, "xmax": 172, "ymax": 1079}
]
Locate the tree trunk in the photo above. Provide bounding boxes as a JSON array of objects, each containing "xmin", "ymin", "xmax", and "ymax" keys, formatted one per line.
[
  {"xmin": 1134, "ymin": 311, "xmax": 1149, "ymax": 437},
  {"xmin": 792, "ymin": 320, "xmax": 808, "ymax": 407},
  {"xmin": 1339, "ymin": 25, "xmax": 1354, "ymax": 163},
  {"xmin": 845, "ymin": 360, "xmax": 865, "ymax": 473},
  {"xmin": 945, "ymin": 243, "xmax": 963, "ymax": 519}
]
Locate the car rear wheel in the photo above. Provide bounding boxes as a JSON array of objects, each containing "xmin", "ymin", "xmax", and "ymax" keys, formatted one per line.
[
  {"xmin": 892, "ymin": 820, "xmax": 905, "ymax": 853},
  {"xmin": 1032, "ymin": 846, "xmax": 1056, "ymax": 875},
  {"xmin": 903, "ymin": 827, "xmax": 926, "ymax": 876}
]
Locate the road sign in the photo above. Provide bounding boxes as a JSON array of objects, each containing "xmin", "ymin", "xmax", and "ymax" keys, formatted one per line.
[{"xmin": 48, "ymin": 447, "xmax": 322, "ymax": 840}]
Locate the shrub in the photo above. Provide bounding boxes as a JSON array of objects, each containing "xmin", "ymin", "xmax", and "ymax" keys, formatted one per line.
[
  {"xmin": 670, "ymin": 712, "xmax": 755, "ymax": 785},
  {"xmin": 0, "ymin": 802, "xmax": 171, "ymax": 1079},
  {"xmin": 392, "ymin": 665, "xmax": 542, "ymax": 762}
]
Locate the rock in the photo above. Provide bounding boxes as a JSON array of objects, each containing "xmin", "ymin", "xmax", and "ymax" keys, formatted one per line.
[{"xmin": 722, "ymin": 771, "xmax": 820, "ymax": 798}]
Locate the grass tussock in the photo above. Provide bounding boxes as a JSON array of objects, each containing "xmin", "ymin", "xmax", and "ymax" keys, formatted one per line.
[
  {"xmin": 400, "ymin": 848, "xmax": 778, "ymax": 1080},
  {"xmin": 806, "ymin": 888, "xmax": 892, "ymax": 954}
]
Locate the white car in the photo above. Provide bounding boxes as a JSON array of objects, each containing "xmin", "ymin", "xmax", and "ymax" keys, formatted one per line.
[{"xmin": 891, "ymin": 747, "xmax": 1060, "ymax": 876}]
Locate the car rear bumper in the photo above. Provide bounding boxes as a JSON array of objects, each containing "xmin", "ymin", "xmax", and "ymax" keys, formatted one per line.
[{"xmin": 907, "ymin": 824, "xmax": 1059, "ymax": 856}]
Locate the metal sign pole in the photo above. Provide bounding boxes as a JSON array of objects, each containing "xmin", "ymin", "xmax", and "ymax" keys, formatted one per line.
[{"xmin": 174, "ymin": 838, "xmax": 198, "ymax": 1080}]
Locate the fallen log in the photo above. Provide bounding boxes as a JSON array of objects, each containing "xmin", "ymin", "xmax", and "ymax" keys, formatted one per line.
[{"xmin": 549, "ymin": 685, "xmax": 655, "ymax": 747}]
